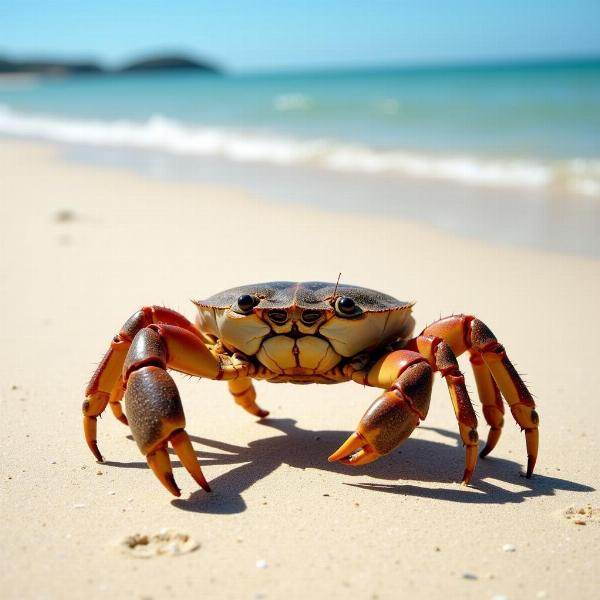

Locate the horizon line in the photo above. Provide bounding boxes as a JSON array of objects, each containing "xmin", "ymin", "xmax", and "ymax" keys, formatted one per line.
[{"xmin": 1, "ymin": 49, "xmax": 599, "ymax": 77}]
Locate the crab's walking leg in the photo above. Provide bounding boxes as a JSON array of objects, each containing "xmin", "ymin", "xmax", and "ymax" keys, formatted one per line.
[
  {"xmin": 412, "ymin": 336, "xmax": 479, "ymax": 483},
  {"xmin": 329, "ymin": 350, "xmax": 434, "ymax": 467},
  {"xmin": 83, "ymin": 340, "xmax": 129, "ymax": 461},
  {"xmin": 83, "ymin": 306, "xmax": 203, "ymax": 461},
  {"xmin": 122, "ymin": 324, "xmax": 223, "ymax": 496},
  {"xmin": 469, "ymin": 352, "xmax": 504, "ymax": 458},
  {"xmin": 228, "ymin": 378, "xmax": 269, "ymax": 418},
  {"xmin": 420, "ymin": 315, "xmax": 539, "ymax": 477}
]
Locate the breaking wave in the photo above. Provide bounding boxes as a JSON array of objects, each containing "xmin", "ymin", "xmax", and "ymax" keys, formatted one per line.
[{"xmin": 1, "ymin": 104, "xmax": 598, "ymax": 198}]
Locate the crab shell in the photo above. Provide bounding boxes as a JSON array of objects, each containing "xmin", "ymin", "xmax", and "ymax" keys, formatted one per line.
[{"xmin": 193, "ymin": 282, "xmax": 415, "ymax": 381}]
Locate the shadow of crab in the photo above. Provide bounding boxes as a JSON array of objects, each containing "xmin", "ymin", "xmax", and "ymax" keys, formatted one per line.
[
  {"xmin": 164, "ymin": 419, "xmax": 593, "ymax": 514},
  {"xmin": 109, "ymin": 419, "xmax": 592, "ymax": 514}
]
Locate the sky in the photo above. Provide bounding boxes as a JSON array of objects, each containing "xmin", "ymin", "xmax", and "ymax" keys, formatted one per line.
[{"xmin": 1, "ymin": 0, "xmax": 599, "ymax": 72}]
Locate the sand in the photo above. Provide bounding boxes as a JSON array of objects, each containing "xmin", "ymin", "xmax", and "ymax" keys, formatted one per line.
[{"xmin": 1, "ymin": 139, "xmax": 599, "ymax": 600}]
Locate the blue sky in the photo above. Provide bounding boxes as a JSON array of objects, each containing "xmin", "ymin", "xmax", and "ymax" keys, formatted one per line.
[{"xmin": 1, "ymin": 0, "xmax": 599, "ymax": 71}]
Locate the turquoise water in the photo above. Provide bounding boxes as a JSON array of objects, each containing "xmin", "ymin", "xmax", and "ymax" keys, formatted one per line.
[{"xmin": 1, "ymin": 60, "xmax": 600, "ymax": 196}]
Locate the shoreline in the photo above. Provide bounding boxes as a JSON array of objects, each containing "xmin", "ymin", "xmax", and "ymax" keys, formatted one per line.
[
  {"xmin": 1, "ymin": 138, "xmax": 599, "ymax": 600},
  {"xmin": 2, "ymin": 133, "xmax": 598, "ymax": 257}
]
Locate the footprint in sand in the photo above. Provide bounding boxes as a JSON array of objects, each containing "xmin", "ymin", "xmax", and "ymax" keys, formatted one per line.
[
  {"xmin": 119, "ymin": 528, "xmax": 199, "ymax": 558},
  {"xmin": 557, "ymin": 504, "xmax": 599, "ymax": 526}
]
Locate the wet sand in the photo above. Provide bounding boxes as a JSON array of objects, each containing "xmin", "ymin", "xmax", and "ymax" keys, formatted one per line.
[
  {"xmin": 61, "ymin": 143, "xmax": 600, "ymax": 257},
  {"xmin": 1, "ymin": 139, "xmax": 599, "ymax": 599}
]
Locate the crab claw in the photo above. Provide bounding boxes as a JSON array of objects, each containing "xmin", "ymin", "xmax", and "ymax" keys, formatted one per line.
[
  {"xmin": 124, "ymin": 362, "xmax": 213, "ymax": 496},
  {"xmin": 147, "ymin": 445, "xmax": 181, "ymax": 497},
  {"xmin": 145, "ymin": 430, "xmax": 212, "ymax": 497},
  {"xmin": 170, "ymin": 429, "xmax": 211, "ymax": 492},
  {"xmin": 328, "ymin": 432, "xmax": 380, "ymax": 465},
  {"xmin": 329, "ymin": 390, "xmax": 422, "ymax": 467}
]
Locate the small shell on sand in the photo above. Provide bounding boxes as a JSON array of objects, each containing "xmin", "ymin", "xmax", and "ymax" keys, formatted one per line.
[
  {"xmin": 502, "ymin": 543, "xmax": 516, "ymax": 552},
  {"xmin": 119, "ymin": 529, "xmax": 199, "ymax": 558}
]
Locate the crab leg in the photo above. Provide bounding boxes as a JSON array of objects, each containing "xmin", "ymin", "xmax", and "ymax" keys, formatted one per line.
[
  {"xmin": 469, "ymin": 352, "xmax": 504, "ymax": 457},
  {"xmin": 411, "ymin": 335, "xmax": 479, "ymax": 483},
  {"xmin": 228, "ymin": 378, "xmax": 269, "ymax": 418},
  {"xmin": 83, "ymin": 306, "xmax": 205, "ymax": 461},
  {"xmin": 83, "ymin": 342, "xmax": 128, "ymax": 461},
  {"xmin": 420, "ymin": 315, "xmax": 539, "ymax": 477},
  {"xmin": 329, "ymin": 350, "xmax": 434, "ymax": 470}
]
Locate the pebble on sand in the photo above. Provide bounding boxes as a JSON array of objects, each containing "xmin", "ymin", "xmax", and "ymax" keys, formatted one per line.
[
  {"xmin": 256, "ymin": 559, "xmax": 268, "ymax": 569},
  {"xmin": 502, "ymin": 544, "xmax": 516, "ymax": 552}
]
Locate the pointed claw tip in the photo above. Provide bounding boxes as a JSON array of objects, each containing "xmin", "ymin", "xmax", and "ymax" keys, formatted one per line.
[
  {"xmin": 526, "ymin": 455, "xmax": 536, "ymax": 478},
  {"xmin": 192, "ymin": 473, "xmax": 212, "ymax": 493},
  {"xmin": 328, "ymin": 432, "xmax": 365, "ymax": 463},
  {"xmin": 461, "ymin": 469, "xmax": 474, "ymax": 485},
  {"xmin": 170, "ymin": 429, "xmax": 212, "ymax": 493},
  {"xmin": 165, "ymin": 474, "xmax": 181, "ymax": 497},
  {"xmin": 88, "ymin": 442, "xmax": 104, "ymax": 463},
  {"xmin": 479, "ymin": 446, "xmax": 492, "ymax": 459}
]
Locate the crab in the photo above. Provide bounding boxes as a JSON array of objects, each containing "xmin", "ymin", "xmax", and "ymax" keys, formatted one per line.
[{"xmin": 83, "ymin": 281, "xmax": 539, "ymax": 496}]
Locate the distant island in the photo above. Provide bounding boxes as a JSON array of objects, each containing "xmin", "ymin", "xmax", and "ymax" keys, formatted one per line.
[
  {"xmin": 0, "ymin": 54, "xmax": 221, "ymax": 76},
  {"xmin": 120, "ymin": 55, "xmax": 219, "ymax": 73}
]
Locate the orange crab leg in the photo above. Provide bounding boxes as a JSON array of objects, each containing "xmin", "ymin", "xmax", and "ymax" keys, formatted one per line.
[
  {"xmin": 419, "ymin": 315, "xmax": 539, "ymax": 477},
  {"xmin": 228, "ymin": 377, "xmax": 269, "ymax": 418},
  {"xmin": 83, "ymin": 339, "xmax": 129, "ymax": 461},
  {"xmin": 469, "ymin": 352, "xmax": 504, "ymax": 457},
  {"xmin": 411, "ymin": 335, "xmax": 479, "ymax": 483},
  {"xmin": 480, "ymin": 345, "xmax": 539, "ymax": 477}
]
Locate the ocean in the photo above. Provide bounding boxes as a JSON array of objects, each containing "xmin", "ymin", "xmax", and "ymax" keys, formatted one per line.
[{"xmin": 1, "ymin": 60, "xmax": 599, "ymax": 254}]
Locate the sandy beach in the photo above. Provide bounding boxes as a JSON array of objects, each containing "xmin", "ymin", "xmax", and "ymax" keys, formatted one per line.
[{"xmin": 1, "ymin": 138, "xmax": 599, "ymax": 599}]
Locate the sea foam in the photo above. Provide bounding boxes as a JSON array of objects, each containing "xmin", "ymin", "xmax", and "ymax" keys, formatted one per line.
[{"xmin": 1, "ymin": 104, "xmax": 598, "ymax": 198}]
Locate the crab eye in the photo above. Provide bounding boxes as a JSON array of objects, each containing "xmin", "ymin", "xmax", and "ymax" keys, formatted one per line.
[
  {"xmin": 301, "ymin": 310, "xmax": 321, "ymax": 325},
  {"xmin": 335, "ymin": 296, "xmax": 359, "ymax": 317},
  {"xmin": 268, "ymin": 309, "xmax": 288, "ymax": 325},
  {"xmin": 236, "ymin": 294, "xmax": 257, "ymax": 314}
]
